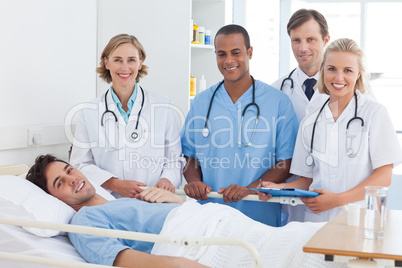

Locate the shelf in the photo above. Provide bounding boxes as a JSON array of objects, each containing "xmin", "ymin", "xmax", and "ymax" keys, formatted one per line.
[{"xmin": 191, "ymin": 43, "xmax": 214, "ymax": 50}]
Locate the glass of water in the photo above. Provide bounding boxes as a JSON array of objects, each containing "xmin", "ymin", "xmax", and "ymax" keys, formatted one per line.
[{"xmin": 364, "ymin": 186, "xmax": 388, "ymax": 239}]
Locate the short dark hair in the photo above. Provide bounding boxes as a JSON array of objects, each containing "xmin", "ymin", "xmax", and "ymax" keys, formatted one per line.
[
  {"xmin": 287, "ymin": 9, "xmax": 329, "ymax": 40},
  {"xmin": 26, "ymin": 154, "xmax": 68, "ymax": 194},
  {"xmin": 215, "ymin": 24, "xmax": 251, "ymax": 49}
]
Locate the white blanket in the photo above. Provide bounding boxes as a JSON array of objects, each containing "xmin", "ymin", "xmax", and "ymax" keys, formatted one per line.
[{"xmin": 152, "ymin": 201, "xmax": 347, "ymax": 268}]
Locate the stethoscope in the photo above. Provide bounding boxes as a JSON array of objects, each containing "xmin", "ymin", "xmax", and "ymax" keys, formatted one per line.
[
  {"xmin": 101, "ymin": 86, "xmax": 145, "ymax": 142},
  {"xmin": 305, "ymin": 91, "xmax": 364, "ymax": 166},
  {"xmin": 279, "ymin": 68, "xmax": 296, "ymax": 92},
  {"xmin": 202, "ymin": 76, "xmax": 260, "ymax": 146}
]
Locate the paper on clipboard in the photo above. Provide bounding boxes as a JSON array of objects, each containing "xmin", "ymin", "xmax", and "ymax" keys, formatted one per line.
[{"xmin": 249, "ymin": 188, "xmax": 319, "ymax": 197}]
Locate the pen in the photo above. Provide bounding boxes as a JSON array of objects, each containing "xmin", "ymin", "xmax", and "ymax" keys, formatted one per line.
[{"xmin": 259, "ymin": 179, "xmax": 264, "ymax": 187}]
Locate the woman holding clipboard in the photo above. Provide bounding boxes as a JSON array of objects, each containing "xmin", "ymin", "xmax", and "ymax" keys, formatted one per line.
[{"xmin": 259, "ymin": 38, "xmax": 402, "ymax": 222}]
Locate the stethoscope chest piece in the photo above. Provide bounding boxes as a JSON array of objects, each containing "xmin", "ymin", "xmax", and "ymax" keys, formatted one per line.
[
  {"xmin": 202, "ymin": 128, "xmax": 210, "ymax": 138},
  {"xmin": 129, "ymin": 131, "xmax": 140, "ymax": 142},
  {"xmin": 346, "ymin": 148, "xmax": 355, "ymax": 157},
  {"xmin": 305, "ymin": 154, "xmax": 314, "ymax": 166},
  {"xmin": 126, "ymin": 120, "xmax": 143, "ymax": 143}
]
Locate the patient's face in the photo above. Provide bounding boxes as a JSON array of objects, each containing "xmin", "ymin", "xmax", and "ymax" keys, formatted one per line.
[{"xmin": 44, "ymin": 161, "xmax": 96, "ymax": 209}]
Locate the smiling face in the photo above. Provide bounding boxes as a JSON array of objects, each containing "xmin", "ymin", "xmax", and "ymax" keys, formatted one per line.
[
  {"xmin": 290, "ymin": 19, "xmax": 330, "ymax": 77},
  {"xmin": 44, "ymin": 161, "xmax": 96, "ymax": 210},
  {"xmin": 323, "ymin": 51, "xmax": 361, "ymax": 102},
  {"xmin": 104, "ymin": 42, "xmax": 143, "ymax": 91},
  {"xmin": 215, "ymin": 33, "xmax": 253, "ymax": 84}
]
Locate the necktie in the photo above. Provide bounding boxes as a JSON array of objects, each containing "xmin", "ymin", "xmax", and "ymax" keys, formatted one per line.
[{"xmin": 304, "ymin": 78, "xmax": 316, "ymax": 101}]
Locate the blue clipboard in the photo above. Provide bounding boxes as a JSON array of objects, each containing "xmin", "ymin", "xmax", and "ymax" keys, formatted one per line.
[{"xmin": 249, "ymin": 188, "xmax": 319, "ymax": 197}]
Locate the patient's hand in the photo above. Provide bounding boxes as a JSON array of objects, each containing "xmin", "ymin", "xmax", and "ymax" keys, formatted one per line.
[
  {"xmin": 218, "ymin": 184, "xmax": 250, "ymax": 204},
  {"xmin": 155, "ymin": 178, "xmax": 175, "ymax": 192},
  {"xmin": 184, "ymin": 181, "xmax": 212, "ymax": 201},
  {"xmin": 136, "ymin": 187, "xmax": 184, "ymax": 204}
]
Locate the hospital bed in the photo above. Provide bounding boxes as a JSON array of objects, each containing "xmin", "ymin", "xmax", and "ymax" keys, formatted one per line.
[
  {"xmin": 0, "ymin": 164, "xmax": 265, "ymax": 268},
  {"xmin": 0, "ymin": 163, "xmax": 348, "ymax": 268}
]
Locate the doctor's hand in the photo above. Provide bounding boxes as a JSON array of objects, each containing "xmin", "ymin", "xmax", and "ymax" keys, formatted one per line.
[
  {"xmin": 218, "ymin": 184, "xmax": 251, "ymax": 204},
  {"xmin": 102, "ymin": 178, "xmax": 147, "ymax": 198},
  {"xmin": 155, "ymin": 178, "xmax": 175, "ymax": 192},
  {"xmin": 184, "ymin": 181, "xmax": 212, "ymax": 201},
  {"xmin": 301, "ymin": 189, "xmax": 340, "ymax": 214},
  {"xmin": 136, "ymin": 187, "xmax": 184, "ymax": 204}
]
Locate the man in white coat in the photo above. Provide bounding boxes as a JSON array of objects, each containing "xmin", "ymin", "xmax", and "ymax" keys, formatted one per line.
[
  {"xmin": 271, "ymin": 9, "xmax": 330, "ymax": 123},
  {"xmin": 271, "ymin": 9, "xmax": 330, "ymax": 223}
]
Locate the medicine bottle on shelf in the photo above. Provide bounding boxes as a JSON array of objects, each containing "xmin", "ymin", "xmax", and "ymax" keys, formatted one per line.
[
  {"xmin": 192, "ymin": 23, "xmax": 199, "ymax": 44},
  {"xmin": 190, "ymin": 75, "xmax": 196, "ymax": 96},
  {"xmin": 205, "ymin": 30, "xmax": 211, "ymax": 45},
  {"xmin": 198, "ymin": 27, "xmax": 205, "ymax": 45},
  {"xmin": 199, "ymin": 75, "xmax": 206, "ymax": 93}
]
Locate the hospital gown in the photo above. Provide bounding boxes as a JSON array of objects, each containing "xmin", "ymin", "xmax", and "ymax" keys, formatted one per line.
[{"xmin": 68, "ymin": 198, "xmax": 179, "ymax": 266}]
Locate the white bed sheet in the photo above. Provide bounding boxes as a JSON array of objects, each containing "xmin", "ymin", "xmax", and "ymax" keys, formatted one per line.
[{"xmin": 0, "ymin": 223, "xmax": 86, "ymax": 267}]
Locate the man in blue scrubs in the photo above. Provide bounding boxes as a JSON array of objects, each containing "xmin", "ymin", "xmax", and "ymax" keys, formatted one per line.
[{"xmin": 181, "ymin": 24, "xmax": 299, "ymax": 226}]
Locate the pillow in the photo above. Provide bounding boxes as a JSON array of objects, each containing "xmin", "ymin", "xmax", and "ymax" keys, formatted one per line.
[
  {"xmin": 0, "ymin": 175, "xmax": 75, "ymax": 237},
  {"xmin": 0, "ymin": 174, "xmax": 115, "ymax": 237}
]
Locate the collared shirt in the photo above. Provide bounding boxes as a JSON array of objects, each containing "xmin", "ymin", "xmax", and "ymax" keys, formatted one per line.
[{"xmin": 110, "ymin": 84, "xmax": 138, "ymax": 124}]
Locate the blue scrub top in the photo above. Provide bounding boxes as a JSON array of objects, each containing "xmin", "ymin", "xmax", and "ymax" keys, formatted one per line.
[{"xmin": 181, "ymin": 79, "xmax": 299, "ymax": 226}]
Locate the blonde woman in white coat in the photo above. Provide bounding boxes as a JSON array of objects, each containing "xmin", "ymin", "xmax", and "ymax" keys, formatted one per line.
[
  {"xmin": 70, "ymin": 34, "xmax": 183, "ymax": 198},
  {"xmin": 259, "ymin": 38, "xmax": 402, "ymax": 222}
]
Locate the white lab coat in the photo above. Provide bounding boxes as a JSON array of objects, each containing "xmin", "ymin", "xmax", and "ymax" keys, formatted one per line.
[
  {"xmin": 70, "ymin": 87, "xmax": 184, "ymax": 191},
  {"xmin": 290, "ymin": 90, "xmax": 402, "ymax": 222},
  {"xmin": 271, "ymin": 67, "xmax": 328, "ymax": 124},
  {"xmin": 272, "ymin": 67, "xmax": 327, "ymax": 224}
]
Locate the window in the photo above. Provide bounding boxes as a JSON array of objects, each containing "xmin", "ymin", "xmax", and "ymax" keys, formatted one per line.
[{"xmin": 234, "ymin": 0, "xmax": 280, "ymax": 84}]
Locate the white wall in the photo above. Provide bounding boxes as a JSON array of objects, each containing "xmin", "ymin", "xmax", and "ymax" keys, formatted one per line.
[
  {"xmin": 0, "ymin": 0, "xmax": 192, "ymax": 167},
  {"xmin": 97, "ymin": 0, "xmax": 191, "ymax": 122},
  {"xmin": 0, "ymin": 0, "xmax": 97, "ymax": 166}
]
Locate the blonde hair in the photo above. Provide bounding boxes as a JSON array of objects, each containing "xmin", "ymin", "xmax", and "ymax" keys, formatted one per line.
[
  {"xmin": 317, "ymin": 38, "xmax": 369, "ymax": 95},
  {"xmin": 96, "ymin": 34, "xmax": 149, "ymax": 84}
]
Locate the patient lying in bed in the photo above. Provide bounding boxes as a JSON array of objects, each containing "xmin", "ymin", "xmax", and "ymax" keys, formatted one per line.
[{"xmin": 26, "ymin": 154, "xmax": 346, "ymax": 268}]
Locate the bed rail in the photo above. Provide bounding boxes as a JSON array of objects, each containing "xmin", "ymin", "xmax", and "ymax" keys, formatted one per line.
[
  {"xmin": 0, "ymin": 216, "xmax": 262, "ymax": 268},
  {"xmin": 144, "ymin": 187, "xmax": 304, "ymax": 206}
]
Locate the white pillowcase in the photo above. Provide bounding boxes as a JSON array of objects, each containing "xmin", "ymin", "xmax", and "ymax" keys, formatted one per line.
[{"xmin": 0, "ymin": 175, "xmax": 115, "ymax": 237}]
